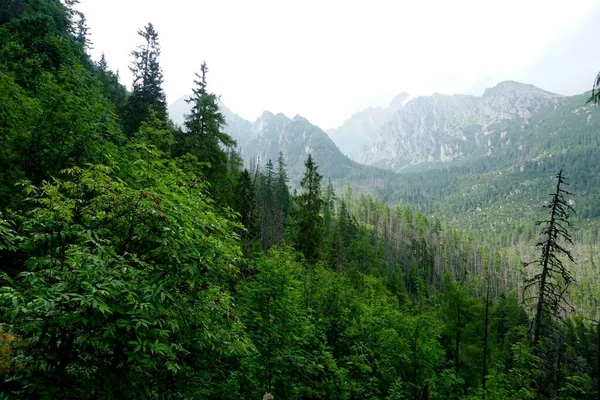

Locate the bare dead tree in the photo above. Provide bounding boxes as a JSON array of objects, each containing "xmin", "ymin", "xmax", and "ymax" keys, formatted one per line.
[{"xmin": 523, "ymin": 170, "xmax": 575, "ymax": 349}]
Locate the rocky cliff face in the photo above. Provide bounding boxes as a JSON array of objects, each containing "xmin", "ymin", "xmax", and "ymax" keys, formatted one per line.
[
  {"xmin": 327, "ymin": 92, "xmax": 409, "ymax": 161},
  {"xmin": 360, "ymin": 81, "xmax": 566, "ymax": 171}
]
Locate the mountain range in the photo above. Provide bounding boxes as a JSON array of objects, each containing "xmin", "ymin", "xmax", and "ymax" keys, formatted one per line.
[
  {"xmin": 168, "ymin": 81, "xmax": 600, "ymax": 229},
  {"xmin": 326, "ymin": 92, "xmax": 410, "ymax": 160}
]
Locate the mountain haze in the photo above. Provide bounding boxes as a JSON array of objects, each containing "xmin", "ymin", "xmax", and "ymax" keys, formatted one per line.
[{"xmin": 327, "ymin": 92, "xmax": 409, "ymax": 160}]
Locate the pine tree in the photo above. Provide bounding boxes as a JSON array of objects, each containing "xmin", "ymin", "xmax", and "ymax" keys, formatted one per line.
[
  {"xmin": 296, "ymin": 154, "xmax": 324, "ymax": 264},
  {"xmin": 123, "ymin": 23, "xmax": 168, "ymax": 136}
]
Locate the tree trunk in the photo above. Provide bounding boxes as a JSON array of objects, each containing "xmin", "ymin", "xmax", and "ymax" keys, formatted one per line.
[{"xmin": 533, "ymin": 173, "xmax": 562, "ymax": 348}]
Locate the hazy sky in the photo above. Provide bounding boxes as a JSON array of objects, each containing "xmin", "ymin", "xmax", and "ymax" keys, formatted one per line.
[{"xmin": 78, "ymin": 0, "xmax": 600, "ymax": 130}]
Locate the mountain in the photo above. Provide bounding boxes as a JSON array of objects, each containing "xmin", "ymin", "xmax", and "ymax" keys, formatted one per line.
[
  {"xmin": 361, "ymin": 81, "xmax": 565, "ymax": 171},
  {"xmin": 168, "ymin": 96, "xmax": 395, "ymax": 191},
  {"xmin": 374, "ymin": 87, "xmax": 600, "ymax": 227},
  {"xmin": 327, "ymin": 92, "xmax": 409, "ymax": 161},
  {"xmin": 167, "ymin": 95, "xmax": 189, "ymax": 127},
  {"xmin": 169, "ymin": 82, "xmax": 600, "ymax": 229}
]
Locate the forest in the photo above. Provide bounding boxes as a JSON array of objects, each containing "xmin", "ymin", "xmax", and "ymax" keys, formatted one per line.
[{"xmin": 1, "ymin": 1, "xmax": 599, "ymax": 399}]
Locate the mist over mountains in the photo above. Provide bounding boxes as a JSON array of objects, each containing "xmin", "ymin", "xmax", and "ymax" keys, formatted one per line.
[{"xmin": 326, "ymin": 92, "xmax": 410, "ymax": 160}]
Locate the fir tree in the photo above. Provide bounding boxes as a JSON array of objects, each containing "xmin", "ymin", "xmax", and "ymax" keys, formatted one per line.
[
  {"xmin": 258, "ymin": 159, "xmax": 275, "ymax": 251},
  {"xmin": 98, "ymin": 53, "xmax": 108, "ymax": 73},
  {"xmin": 179, "ymin": 62, "xmax": 236, "ymax": 198},
  {"xmin": 296, "ymin": 154, "xmax": 324, "ymax": 264},
  {"xmin": 74, "ymin": 12, "xmax": 92, "ymax": 51},
  {"xmin": 123, "ymin": 23, "xmax": 168, "ymax": 136},
  {"xmin": 235, "ymin": 169, "xmax": 258, "ymax": 256},
  {"xmin": 274, "ymin": 152, "xmax": 290, "ymax": 244},
  {"xmin": 323, "ymin": 178, "xmax": 336, "ymax": 241}
]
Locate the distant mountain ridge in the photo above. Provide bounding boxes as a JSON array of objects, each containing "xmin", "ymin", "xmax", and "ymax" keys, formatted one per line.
[
  {"xmin": 327, "ymin": 92, "xmax": 409, "ymax": 161},
  {"xmin": 361, "ymin": 81, "xmax": 566, "ymax": 170},
  {"xmin": 168, "ymin": 96, "xmax": 395, "ymax": 191},
  {"xmin": 168, "ymin": 81, "xmax": 600, "ymax": 228}
]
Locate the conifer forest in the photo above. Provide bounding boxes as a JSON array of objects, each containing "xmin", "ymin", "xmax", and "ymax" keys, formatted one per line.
[{"xmin": 1, "ymin": 1, "xmax": 600, "ymax": 399}]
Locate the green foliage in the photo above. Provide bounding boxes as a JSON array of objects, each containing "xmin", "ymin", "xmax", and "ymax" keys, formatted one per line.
[
  {"xmin": 0, "ymin": 0, "xmax": 123, "ymax": 206},
  {"xmin": 1, "ymin": 2, "xmax": 599, "ymax": 399},
  {"xmin": 234, "ymin": 169, "xmax": 258, "ymax": 256},
  {"xmin": 176, "ymin": 62, "xmax": 237, "ymax": 203},
  {"xmin": 122, "ymin": 22, "xmax": 168, "ymax": 136},
  {"xmin": 238, "ymin": 249, "xmax": 323, "ymax": 398},
  {"xmin": 295, "ymin": 154, "xmax": 324, "ymax": 264},
  {"xmin": 0, "ymin": 159, "xmax": 248, "ymax": 397}
]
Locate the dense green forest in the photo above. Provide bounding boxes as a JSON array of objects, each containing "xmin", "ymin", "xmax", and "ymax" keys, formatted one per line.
[{"xmin": 1, "ymin": 1, "xmax": 599, "ymax": 399}]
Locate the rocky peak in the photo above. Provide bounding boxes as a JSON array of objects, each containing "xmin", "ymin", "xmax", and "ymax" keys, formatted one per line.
[
  {"xmin": 259, "ymin": 110, "xmax": 276, "ymax": 120},
  {"xmin": 482, "ymin": 81, "xmax": 561, "ymax": 99},
  {"xmin": 360, "ymin": 81, "xmax": 570, "ymax": 169},
  {"xmin": 388, "ymin": 92, "xmax": 410, "ymax": 115},
  {"xmin": 327, "ymin": 91, "xmax": 411, "ymax": 161}
]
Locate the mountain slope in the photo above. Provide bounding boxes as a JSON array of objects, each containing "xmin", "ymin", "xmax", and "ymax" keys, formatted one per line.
[
  {"xmin": 327, "ymin": 92, "xmax": 409, "ymax": 161},
  {"xmin": 170, "ymin": 83, "xmax": 600, "ymax": 230},
  {"xmin": 376, "ymin": 89, "xmax": 600, "ymax": 227},
  {"xmin": 362, "ymin": 81, "xmax": 565, "ymax": 171}
]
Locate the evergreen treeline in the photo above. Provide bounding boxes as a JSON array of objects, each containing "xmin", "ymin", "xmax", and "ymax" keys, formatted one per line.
[{"xmin": 1, "ymin": 2, "xmax": 599, "ymax": 399}]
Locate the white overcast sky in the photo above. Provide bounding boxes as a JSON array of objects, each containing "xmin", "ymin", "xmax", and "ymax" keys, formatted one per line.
[{"xmin": 78, "ymin": 0, "xmax": 600, "ymax": 130}]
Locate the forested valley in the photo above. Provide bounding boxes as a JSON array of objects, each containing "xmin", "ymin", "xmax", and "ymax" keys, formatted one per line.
[{"xmin": 1, "ymin": 1, "xmax": 600, "ymax": 399}]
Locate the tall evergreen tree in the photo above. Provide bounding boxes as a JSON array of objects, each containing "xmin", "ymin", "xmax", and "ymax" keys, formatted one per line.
[
  {"xmin": 258, "ymin": 159, "xmax": 275, "ymax": 251},
  {"xmin": 74, "ymin": 12, "xmax": 92, "ymax": 51},
  {"xmin": 97, "ymin": 53, "xmax": 108, "ymax": 73},
  {"xmin": 123, "ymin": 23, "xmax": 168, "ymax": 136},
  {"xmin": 235, "ymin": 169, "xmax": 258, "ymax": 256},
  {"xmin": 323, "ymin": 178, "xmax": 336, "ymax": 241},
  {"xmin": 178, "ymin": 62, "xmax": 236, "ymax": 199},
  {"xmin": 274, "ymin": 152, "xmax": 290, "ymax": 244},
  {"xmin": 296, "ymin": 154, "xmax": 324, "ymax": 264}
]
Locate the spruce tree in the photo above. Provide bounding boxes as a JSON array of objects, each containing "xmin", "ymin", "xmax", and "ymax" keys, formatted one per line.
[
  {"xmin": 274, "ymin": 152, "xmax": 290, "ymax": 244},
  {"xmin": 74, "ymin": 12, "xmax": 92, "ymax": 51},
  {"xmin": 323, "ymin": 178, "xmax": 336, "ymax": 241},
  {"xmin": 258, "ymin": 159, "xmax": 275, "ymax": 251},
  {"xmin": 180, "ymin": 62, "xmax": 236, "ymax": 197},
  {"xmin": 123, "ymin": 23, "xmax": 168, "ymax": 136},
  {"xmin": 296, "ymin": 154, "xmax": 324, "ymax": 264},
  {"xmin": 98, "ymin": 53, "xmax": 108, "ymax": 73},
  {"xmin": 234, "ymin": 169, "xmax": 258, "ymax": 256}
]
